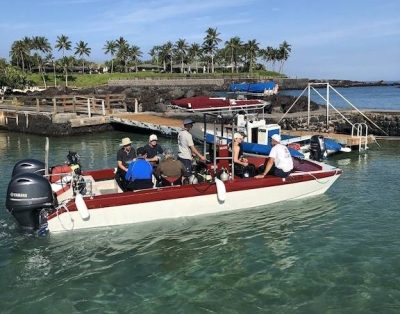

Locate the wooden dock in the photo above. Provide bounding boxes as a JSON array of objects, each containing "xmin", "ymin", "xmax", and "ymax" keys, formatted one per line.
[
  {"xmin": 110, "ymin": 113, "xmax": 183, "ymax": 135},
  {"xmin": 281, "ymin": 130, "xmax": 375, "ymax": 148}
]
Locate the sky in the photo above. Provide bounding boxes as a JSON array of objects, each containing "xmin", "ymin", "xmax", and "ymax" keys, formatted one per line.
[{"xmin": 0, "ymin": 0, "xmax": 399, "ymax": 81}]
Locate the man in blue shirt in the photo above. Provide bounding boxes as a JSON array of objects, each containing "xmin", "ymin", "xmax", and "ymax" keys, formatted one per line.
[{"xmin": 125, "ymin": 147, "xmax": 154, "ymax": 191}]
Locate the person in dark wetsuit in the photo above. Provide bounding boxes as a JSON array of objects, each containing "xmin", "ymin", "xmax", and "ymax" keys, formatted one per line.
[
  {"xmin": 143, "ymin": 134, "xmax": 163, "ymax": 166},
  {"xmin": 115, "ymin": 137, "xmax": 136, "ymax": 191}
]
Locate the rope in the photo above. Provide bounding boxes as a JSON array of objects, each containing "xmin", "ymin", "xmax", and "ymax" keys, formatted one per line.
[
  {"xmin": 303, "ymin": 169, "xmax": 339, "ymax": 184},
  {"xmin": 56, "ymin": 203, "xmax": 74, "ymax": 231}
]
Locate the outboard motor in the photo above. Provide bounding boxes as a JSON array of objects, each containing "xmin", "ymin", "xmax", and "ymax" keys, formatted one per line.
[
  {"xmin": 309, "ymin": 135, "xmax": 326, "ymax": 161},
  {"xmin": 6, "ymin": 173, "xmax": 55, "ymax": 230},
  {"xmin": 11, "ymin": 159, "xmax": 46, "ymax": 177}
]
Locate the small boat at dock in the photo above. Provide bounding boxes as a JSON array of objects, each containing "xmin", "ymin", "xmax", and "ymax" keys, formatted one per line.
[{"xmin": 170, "ymin": 96, "xmax": 269, "ymax": 111}]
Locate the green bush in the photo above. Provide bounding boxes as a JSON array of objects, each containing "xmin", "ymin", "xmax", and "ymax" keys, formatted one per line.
[{"xmin": 0, "ymin": 65, "xmax": 32, "ymax": 89}]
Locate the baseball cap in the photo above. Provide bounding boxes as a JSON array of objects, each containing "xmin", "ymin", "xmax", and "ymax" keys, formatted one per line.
[
  {"xmin": 183, "ymin": 118, "xmax": 195, "ymax": 125},
  {"xmin": 271, "ymin": 134, "xmax": 281, "ymax": 142},
  {"xmin": 149, "ymin": 134, "xmax": 158, "ymax": 141}
]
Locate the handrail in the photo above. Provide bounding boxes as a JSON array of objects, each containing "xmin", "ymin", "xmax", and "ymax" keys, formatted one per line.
[{"xmin": 352, "ymin": 123, "xmax": 368, "ymax": 151}]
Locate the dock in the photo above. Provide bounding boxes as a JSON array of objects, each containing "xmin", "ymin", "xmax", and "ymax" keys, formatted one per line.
[
  {"xmin": 281, "ymin": 129, "xmax": 375, "ymax": 148},
  {"xmin": 111, "ymin": 113, "xmax": 183, "ymax": 135},
  {"xmin": 0, "ymin": 94, "xmax": 186, "ymax": 136}
]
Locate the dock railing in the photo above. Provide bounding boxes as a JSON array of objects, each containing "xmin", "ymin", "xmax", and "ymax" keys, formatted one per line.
[
  {"xmin": 277, "ymin": 82, "xmax": 388, "ymax": 150},
  {"xmin": 0, "ymin": 94, "xmax": 127, "ymax": 117}
]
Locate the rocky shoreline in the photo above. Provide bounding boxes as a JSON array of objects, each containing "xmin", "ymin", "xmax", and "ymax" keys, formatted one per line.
[{"xmin": 1, "ymin": 79, "xmax": 399, "ymax": 136}]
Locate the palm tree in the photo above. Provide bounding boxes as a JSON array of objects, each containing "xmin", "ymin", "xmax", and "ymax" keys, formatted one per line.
[
  {"xmin": 160, "ymin": 41, "xmax": 173, "ymax": 73},
  {"xmin": 149, "ymin": 45, "xmax": 161, "ymax": 70},
  {"xmin": 10, "ymin": 40, "xmax": 29, "ymax": 72},
  {"xmin": 55, "ymin": 35, "xmax": 71, "ymax": 86},
  {"xmin": 115, "ymin": 37, "xmax": 130, "ymax": 72},
  {"xmin": 203, "ymin": 27, "xmax": 221, "ymax": 73},
  {"xmin": 175, "ymin": 39, "xmax": 188, "ymax": 73},
  {"xmin": 261, "ymin": 46, "xmax": 275, "ymax": 71},
  {"xmin": 55, "ymin": 34, "xmax": 71, "ymax": 58},
  {"xmin": 188, "ymin": 43, "xmax": 201, "ymax": 73},
  {"xmin": 32, "ymin": 36, "xmax": 51, "ymax": 87},
  {"xmin": 74, "ymin": 40, "xmax": 91, "ymax": 74},
  {"xmin": 278, "ymin": 41, "xmax": 291, "ymax": 73},
  {"xmin": 129, "ymin": 45, "xmax": 142, "ymax": 72},
  {"xmin": 225, "ymin": 36, "xmax": 242, "ymax": 73},
  {"xmin": 45, "ymin": 53, "xmax": 57, "ymax": 87},
  {"xmin": 22, "ymin": 36, "xmax": 33, "ymax": 71},
  {"xmin": 244, "ymin": 39, "xmax": 259, "ymax": 74},
  {"xmin": 103, "ymin": 40, "xmax": 117, "ymax": 73},
  {"xmin": 60, "ymin": 56, "xmax": 74, "ymax": 87}
]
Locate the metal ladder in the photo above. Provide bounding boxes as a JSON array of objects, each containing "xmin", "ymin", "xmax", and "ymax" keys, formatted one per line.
[{"xmin": 351, "ymin": 123, "xmax": 368, "ymax": 151}]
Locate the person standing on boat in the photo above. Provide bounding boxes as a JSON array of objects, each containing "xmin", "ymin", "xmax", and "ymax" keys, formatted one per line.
[
  {"xmin": 144, "ymin": 134, "xmax": 163, "ymax": 165},
  {"xmin": 125, "ymin": 147, "xmax": 154, "ymax": 191},
  {"xmin": 116, "ymin": 137, "xmax": 137, "ymax": 191},
  {"xmin": 255, "ymin": 134, "xmax": 293, "ymax": 179},
  {"xmin": 178, "ymin": 118, "xmax": 206, "ymax": 177}
]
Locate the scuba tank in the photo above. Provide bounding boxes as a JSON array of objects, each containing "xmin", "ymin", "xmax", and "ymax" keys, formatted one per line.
[{"xmin": 220, "ymin": 168, "xmax": 229, "ymax": 182}]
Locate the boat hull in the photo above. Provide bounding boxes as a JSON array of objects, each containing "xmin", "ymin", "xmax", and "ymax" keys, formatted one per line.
[{"xmin": 48, "ymin": 171, "xmax": 340, "ymax": 233}]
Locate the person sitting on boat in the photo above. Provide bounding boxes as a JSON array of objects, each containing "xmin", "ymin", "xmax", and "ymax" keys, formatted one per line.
[
  {"xmin": 144, "ymin": 134, "xmax": 164, "ymax": 165},
  {"xmin": 178, "ymin": 118, "xmax": 206, "ymax": 178},
  {"xmin": 116, "ymin": 137, "xmax": 136, "ymax": 191},
  {"xmin": 231, "ymin": 132, "xmax": 255, "ymax": 178},
  {"xmin": 155, "ymin": 148, "xmax": 186, "ymax": 186},
  {"xmin": 125, "ymin": 147, "xmax": 154, "ymax": 191},
  {"xmin": 255, "ymin": 134, "xmax": 293, "ymax": 179}
]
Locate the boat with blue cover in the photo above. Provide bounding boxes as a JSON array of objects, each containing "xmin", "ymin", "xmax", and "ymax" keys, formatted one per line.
[{"xmin": 229, "ymin": 81, "xmax": 278, "ymax": 95}]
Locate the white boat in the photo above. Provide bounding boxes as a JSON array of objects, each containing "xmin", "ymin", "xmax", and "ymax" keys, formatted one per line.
[
  {"xmin": 173, "ymin": 99, "xmax": 350, "ymax": 160},
  {"xmin": 5, "ymin": 144, "xmax": 342, "ymax": 234}
]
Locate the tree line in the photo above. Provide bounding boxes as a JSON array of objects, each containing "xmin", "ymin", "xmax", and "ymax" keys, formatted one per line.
[{"xmin": 6, "ymin": 27, "xmax": 292, "ymax": 87}]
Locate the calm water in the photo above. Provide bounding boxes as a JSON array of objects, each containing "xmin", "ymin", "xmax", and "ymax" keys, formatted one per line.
[
  {"xmin": 282, "ymin": 85, "xmax": 400, "ymax": 110},
  {"xmin": 1, "ymin": 113, "xmax": 400, "ymax": 311}
]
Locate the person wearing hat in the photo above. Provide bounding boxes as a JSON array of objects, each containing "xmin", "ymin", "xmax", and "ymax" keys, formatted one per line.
[
  {"xmin": 144, "ymin": 134, "xmax": 164, "ymax": 165},
  {"xmin": 115, "ymin": 137, "xmax": 137, "ymax": 191},
  {"xmin": 155, "ymin": 148, "xmax": 186, "ymax": 186},
  {"xmin": 232, "ymin": 132, "xmax": 255, "ymax": 178},
  {"xmin": 255, "ymin": 134, "xmax": 293, "ymax": 179},
  {"xmin": 125, "ymin": 147, "xmax": 154, "ymax": 191},
  {"xmin": 177, "ymin": 118, "xmax": 206, "ymax": 177}
]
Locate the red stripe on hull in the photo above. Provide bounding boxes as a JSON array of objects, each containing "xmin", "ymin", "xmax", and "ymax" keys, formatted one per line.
[{"xmin": 48, "ymin": 169, "xmax": 340, "ymax": 221}]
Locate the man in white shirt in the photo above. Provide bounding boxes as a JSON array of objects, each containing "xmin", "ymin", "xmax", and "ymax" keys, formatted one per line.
[
  {"xmin": 178, "ymin": 118, "xmax": 206, "ymax": 177},
  {"xmin": 255, "ymin": 134, "xmax": 293, "ymax": 178}
]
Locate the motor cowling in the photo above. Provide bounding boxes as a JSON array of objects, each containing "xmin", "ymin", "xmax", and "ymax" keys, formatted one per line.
[
  {"xmin": 309, "ymin": 135, "xmax": 326, "ymax": 161},
  {"xmin": 12, "ymin": 159, "xmax": 46, "ymax": 177},
  {"xmin": 5, "ymin": 173, "xmax": 55, "ymax": 230}
]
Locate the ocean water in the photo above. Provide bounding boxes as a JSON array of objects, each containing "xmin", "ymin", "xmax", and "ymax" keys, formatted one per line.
[
  {"xmin": 281, "ymin": 85, "xmax": 400, "ymax": 111},
  {"xmin": 0, "ymin": 129, "xmax": 399, "ymax": 313}
]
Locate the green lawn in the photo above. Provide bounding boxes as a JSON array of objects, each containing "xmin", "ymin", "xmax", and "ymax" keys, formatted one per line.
[{"xmin": 27, "ymin": 70, "xmax": 284, "ymax": 88}]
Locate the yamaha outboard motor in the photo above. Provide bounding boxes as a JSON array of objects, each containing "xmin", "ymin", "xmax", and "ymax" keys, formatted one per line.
[
  {"xmin": 12, "ymin": 159, "xmax": 46, "ymax": 177},
  {"xmin": 6, "ymin": 173, "xmax": 55, "ymax": 230},
  {"xmin": 309, "ymin": 135, "xmax": 326, "ymax": 161}
]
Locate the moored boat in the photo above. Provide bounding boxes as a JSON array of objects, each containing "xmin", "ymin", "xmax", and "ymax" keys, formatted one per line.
[
  {"xmin": 229, "ymin": 81, "xmax": 278, "ymax": 95},
  {"xmin": 170, "ymin": 96, "xmax": 268, "ymax": 111}
]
